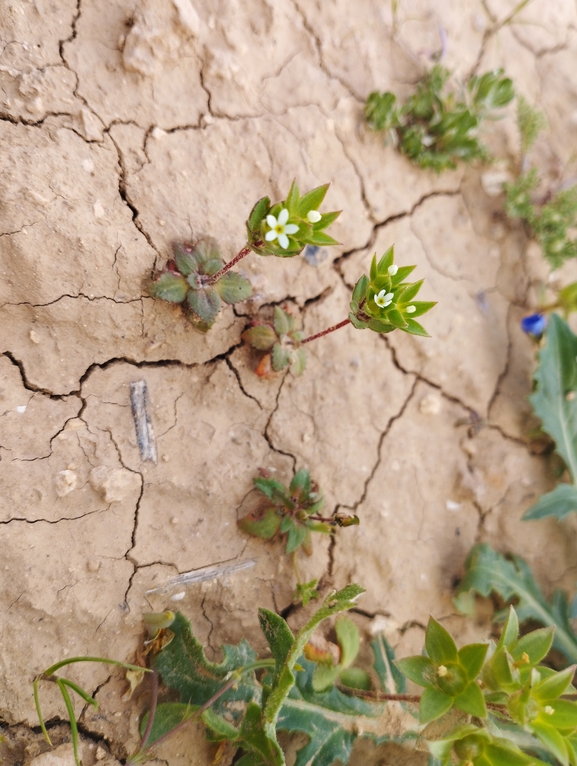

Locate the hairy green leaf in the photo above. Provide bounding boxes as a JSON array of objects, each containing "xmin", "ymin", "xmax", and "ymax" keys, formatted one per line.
[
  {"xmin": 242, "ymin": 324, "xmax": 278, "ymax": 351},
  {"xmin": 148, "ymin": 272, "xmax": 188, "ymax": 303},
  {"xmin": 215, "ymin": 272, "xmax": 252, "ymax": 304},
  {"xmin": 187, "ymin": 287, "xmax": 221, "ymax": 323}
]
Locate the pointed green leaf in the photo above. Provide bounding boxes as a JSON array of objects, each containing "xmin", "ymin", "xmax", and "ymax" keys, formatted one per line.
[
  {"xmin": 148, "ymin": 272, "xmax": 188, "ymax": 303},
  {"xmin": 253, "ymin": 477, "xmax": 294, "ymax": 508},
  {"xmin": 390, "ymin": 265, "xmax": 416, "ymax": 285},
  {"xmin": 285, "ymin": 180, "xmax": 300, "ymax": 215},
  {"xmin": 352, "ymin": 275, "xmax": 369, "ymax": 305},
  {"xmin": 370, "ymin": 255, "xmax": 378, "ymax": 282},
  {"xmin": 546, "ymin": 699, "xmax": 577, "ymax": 729},
  {"xmin": 395, "ymin": 655, "xmax": 436, "ymax": 688},
  {"xmin": 248, "ymin": 196, "xmax": 271, "ymax": 233},
  {"xmin": 453, "ymin": 681, "xmax": 487, "ymax": 718},
  {"xmin": 402, "ymin": 317, "xmax": 430, "ymax": 337},
  {"xmin": 273, "ymin": 306, "xmax": 291, "ymax": 337},
  {"xmin": 215, "ymin": 272, "xmax": 253, "ymax": 304},
  {"xmin": 285, "ymin": 522, "xmax": 308, "ymax": 553},
  {"xmin": 335, "ymin": 617, "xmax": 360, "ymax": 669},
  {"xmin": 419, "ymin": 686, "xmax": 454, "ymax": 724},
  {"xmin": 523, "ymin": 483, "xmax": 577, "ymax": 521},
  {"xmin": 513, "ymin": 627, "xmax": 554, "ymax": 666},
  {"xmin": 304, "ymin": 230, "xmax": 340, "ymax": 247},
  {"xmin": 297, "ymin": 184, "xmax": 329, "ymax": 217},
  {"xmin": 242, "ymin": 324, "xmax": 278, "ymax": 351},
  {"xmin": 458, "ymin": 643, "xmax": 488, "ymax": 680},
  {"xmin": 497, "ymin": 606, "xmax": 520, "ymax": 651},
  {"xmin": 386, "ymin": 308, "xmax": 408, "ymax": 329},
  {"xmin": 258, "ymin": 609, "xmax": 295, "ymax": 679},
  {"xmin": 531, "ymin": 721, "xmax": 569, "ymax": 766},
  {"xmin": 314, "ymin": 210, "xmax": 340, "ymax": 229},
  {"xmin": 425, "ymin": 618, "xmax": 458, "ymax": 663},
  {"xmin": 187, "ymin": 287, "xmax": 221, "ymax": 323},
  {"xmin": 533, "ymin": 665, "xmax": 576, "ymax": 702},
  {"xmin": 398, "ymin": 279, "xmax": 424, "ymax": 303},
  {"xmin": 289, "ymin": 469, "xmax": 311, "ymax": 502},
  {"xmin": 173, "ymin": 242, "xmax": 202, "ymax": 276},
  {"xmin": 376, "ymin": 246, "xmax": 395, "ymax": 275}
]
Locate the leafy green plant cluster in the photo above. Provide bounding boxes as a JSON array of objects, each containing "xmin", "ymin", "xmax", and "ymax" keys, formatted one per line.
[
  {"xmin": 365, "ymin": 65, "xmax": 514, "ymax": 171},
  {"xmin": 148, "ymin": 181, "xmax": 436, "ymax": 374},
  {"xmin": 238, "ymin": 468, "xmax": 358, "ymax": 556},
  {"xmin": 505, "ymin": 99, "xmax": 577, "ymax": 269}
]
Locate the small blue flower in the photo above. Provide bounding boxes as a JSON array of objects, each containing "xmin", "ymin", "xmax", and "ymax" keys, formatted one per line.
[{"xmin": 521, "ymin": 313, "xmax": 547, "ymax": 336}]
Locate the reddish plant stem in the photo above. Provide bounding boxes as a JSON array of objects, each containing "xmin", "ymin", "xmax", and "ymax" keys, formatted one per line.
[
  {"xmin": 301, "ymin": 318, "xmax": 351, "ymax": 345},
  {"xmin": 205, "ymin": 244, "xmax": 256, "ymax": 285},
  {"xmin": 339, "ymin": 687, "xmax": 420, "ymax": 703}
]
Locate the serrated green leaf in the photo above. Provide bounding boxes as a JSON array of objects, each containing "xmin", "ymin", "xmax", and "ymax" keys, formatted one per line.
[
  {"xmin": 248, "ymin": 196, "xmax": 271, "ymax": 233},
  {"xmin": 523, "ymin": 482, "xmax": 577, "ymax": 521},
  {"xmin": 193, "ymin": 237, "xmax": 221, "ymax": 263},
  {"xmin": 290, "ymin": 348, "xmax": 307, "ymax": 377},
  {"xmin": 154, "ymin": 612, "xmax": 260, "ymax": 724},
  {"xmin": 371, "ymin": 633, "xmax": 406, "ymax": 694},
  {"xmin": 173, "ymin": 242, "xmax": 202, "ymax": 276},
  {"xmin": 530, "ymin": 314, "xmax": 577, "ymax": 484},
  {"xmin": 455, "ymin": 544, "xmax": 577, "ymax": 664},
  {"xmin": 238, "ymin": 508, "xmax": 281, "ymax": 540},
  {"xmin": 242, "ymin": 324, "xmax": 278, "ymax": 351},
  {"xmin": 335, "ymin": 618, "xmax": 360, "ymax": 669},
  {"xmin": 426, "ymin": 618, "xmax": 458, "ymax": 664},
  {"xmin": 273, "ymin": 306, "xmax": 291, "ymax": 337},
  {"xmin": 215, "ymin": 271, "xmax": 252, "ymax": 304},
  {"xmin": 297, "ymin": 184, "xmax": 329, "ymax": 218},
  {"xmin": 203, "ymin": 258, "xmax": 225, "ymax": 276},
  {"xmin": 187, "ymin": 287, "xmax": 221, "ymax": 323},
  {"xmin": 148, "ymin": 272, "xmax": 188, "ymax": 303},
  {"xmin": 272, "ymin": 343, "xmax": 291, "ymax": 372}
]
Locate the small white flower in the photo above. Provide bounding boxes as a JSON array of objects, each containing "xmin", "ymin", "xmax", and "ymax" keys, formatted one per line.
[
  {"xmin": 437, "ymin": 665, "xmax": 448, "ymax": 677},
  {"xmin": 374, "ymin": 289, "xmax": 394, "ymax": 308},
  {"xmin": 545, "ymin": 705, "xmax": 555, "ymax": 715},
  {"xmin": 265, "ymin": 208, "xmax": 299, "ymax": 249},
  {"xmin": 307, "ymin": 210, "xmax": 322, "ymax": 223},
  {"xmin": 388, "ymin": 265, "xmax": 398, "ymax": 276},
  {"xmin": 406, "ymin": 305, "xmax": 416, "ymax": 314}
]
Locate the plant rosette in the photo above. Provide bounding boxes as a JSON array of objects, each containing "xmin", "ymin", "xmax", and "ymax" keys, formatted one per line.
[
  {"xmin": 148, "ymin": 239, "xmax": 252, "ymax": 332},
  {"xmin": 242, "ymin": 305, "xmax": 306, "ymax": 377},
  {"xmin": 246, "ymin": 180, "xmax": 340, "ymax": 257}
]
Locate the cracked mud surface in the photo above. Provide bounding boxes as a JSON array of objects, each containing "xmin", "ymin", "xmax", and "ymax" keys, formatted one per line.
[{"xmin": 2, "ymin": 0, "xmax": 577, "ymax": 763}]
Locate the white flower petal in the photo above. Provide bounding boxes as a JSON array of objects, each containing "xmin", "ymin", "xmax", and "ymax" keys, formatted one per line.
[
  {"xmin": 374, "ymin": 295, "xmax": 385, "ymax": 307},
  {"xmin": 278, "ymin": 233, "xmax": 289, "ymax": 249},
  {"xmin": 384, "ymin": 293, "xmax": 394, "ymax": 302},
  {"xmin": 284, "ymin": 223, "xmax": 299, "ymax": 235},
  {"xmin": 278, "ymin": 208, "xmax": 289, "ymax": 226},
  {"xmin": 384, "ymin": 299, "xmax": 392, "ymax": 307},
  {"xmin": 377, "ymin": 289, "xmax": 387, "ymax": 299},
  {"xmin": 265, "ymin": 230, "xmax": 278, "ymax": 242},
  {"xmin": 266, "ymin": 214, "xmax": 277, "ymax": 228},
  {"xmin": 388, "ymin": 265, "xmax": 398, "ymax": 275},
  {"xmin": 307, "ymin": 210, "xmax": 321, "ymax": 223}
]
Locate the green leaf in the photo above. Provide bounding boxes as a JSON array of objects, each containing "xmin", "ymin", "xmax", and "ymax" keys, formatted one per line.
[
  {"xmin": 187, "ymin": 287, "xmax": 221, "ymax": 323},
  {"xmin": 285, "ymin": 180, "xmax": 300, "ymax": 215},
  {"xmin": 397, "ymin": 280, "xmax": 424, "ymax": 303},
  {"xmin": 533, "ymin": 665, "xmax": 576, "ymax": 702},
  {"xmin": 148, "ymin": 272, "xmax": 188, "ymax": 303},
  {"xmin": 238, "ymin": 508, "xmax": 281, "ymax": 540},
  {"xmin": 289, "ymin": 469, "xmax": 311, "ymax": 503},
  {"xmin": 513, "ymin": 627, "xmax": 554, "ymax": 665},
  {"xmin": 297, "ymin": 184, "xmax": 329, "ymax": 218},
  {"xmin": 349, "ymin": 313, "xmax": 369, "ymax": 330},
  {"xmin": 497, "ymin": 606, "xmax": 520, "ymax": 651},
  {"xmin": 419, "ymin": 687, "xmax": 454, "ymax": 724},
  {"xmin": 339, "ymin": 668, "xmax": 372, "ymax": 691},
  {"xmin": 173, "ymin": 242, "xmax": 202, "ymax": 276},
  {"xmin": 154, "ymin": 612, "xmax": 260, "ymax": 724},
  {"xmin": 304, "ymin": 230, "xmax": 340, "ymax": 247},
  {"xmin": 530, "ymin": 314, "xmax": 577, "ymax": 484},
  {"xmin": 523, "ymin": 483, "xmax": 577, "ymax": 521},
  {"xmin": 455, "ymin": 544, "xmax": 577, "ymax": 664},
  {"xmin": 272, "ymin": 343, "xmax": 291, "ymax": 372},
  {"xmin": 248, "ymin": 196, "xmax": 271, "ymax": 233},
  {"xmin": 273, "ymin": 306, "xmax": 291, "ymax": 337},
  {"xmin": 531, "ymin": 721, "xmax": 569, "ymax": 766},
  {"xmin": 371, "ymin": 633, "xmax": 406, "ymax": 694},
  {"xmin": 351, "ymin": 276, "xmax": 368, "ymax": 306},
  {"xmin": 242, "ymin": 324, "xmax": 278, "ymax": 351},
  {"xmin": 335, "ymin": 618, "xmax": 360, "ymax": 669},
  {"xmin": 290, "ymin": 348, "xmax": 307, "ymax": 377},
  {"xmin": 202, "ymin": 707, "xmax": 241, "ymax": 741},
  {"xmin": 140, "ymin": 702, "xmax": 194, "ymax": 747},
  {"xmin": 395, "ymin": 655, "xmax": 436, "ymax": 688},
  {"xmin": 253, "ymin": 477, "xmax": 294, "ymax": 508},
  {"xmin": 453, "ymin": 681, "xmax": 487, "ymax": 718},
  {"xmin": 193, "ymin": 237, "xmax": 221, "ymax": 262},
  {"xmin": 258, "ymin": 609, "xmax": 295, "ymax": 683},
  {"xmin": 285, "ymin": 521, "xmax": 308, "ymax": 554},
  {"xmin": 458, "ymin": 643, "xmax": 488, "ymax": 680},
  {"xmin": 202, "ymin": 258, "xmax": 224, "ymax": 276},
  {"xmin": 425, "ymin": 617, "xmax": 458, "ymax": 664},
  {"xmin": 376, "ymin": 246, "xmax": 395, "ymax": 275},
  {"xmin": 240, "ymin": 701, "xmax": 284, "ymax": 766},
  {"xmin": 402, "ymin": 318, "xmax": 430, "ymax": 337},
  {"xmin": 294, "ymin": 580, "xmax": 319, "ymax": 607},
  {"xmin": 215, "ymin": 272, "xmax": 252, "ymax": 304},
  {"xmin": 312, "ymin": 663, "xmax": 341, "ymax": 693}
]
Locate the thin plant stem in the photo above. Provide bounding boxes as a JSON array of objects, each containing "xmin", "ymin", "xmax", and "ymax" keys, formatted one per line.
[
  {"xmin": 301, "ymin": 318, "xmax": 351, "ymax": 345},
  {"xmin": 338, "ymin": 686, "xmax": 420, "ymax": 703},
  {"xmin": 138, "ymin": 669, "xmax": 159, "ymax": 751},
  {"xmin": 205, "ymin": 244, "xmax": 255, "ymax": 285},
  {"xmin": 58, "ymin": 679, "xmax": 81, "ymax": 766}
]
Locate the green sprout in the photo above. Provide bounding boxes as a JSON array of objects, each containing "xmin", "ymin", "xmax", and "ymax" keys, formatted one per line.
[
  {"xmin": 365, "ymin": 65, "xmax": 514, "ymax": 172},
  {"xmin": 242, "ymin": 305, "xmax": 306, "ymax": 377}
]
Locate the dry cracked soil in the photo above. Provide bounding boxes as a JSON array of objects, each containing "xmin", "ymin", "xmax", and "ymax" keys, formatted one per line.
[{"xmin": 2, "ymin": 0, "xmax": 577, "ymax": 764}]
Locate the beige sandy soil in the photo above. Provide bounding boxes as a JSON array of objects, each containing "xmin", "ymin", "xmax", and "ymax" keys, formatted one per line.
[{"xmin": 2, "ymin": 0, "xmax": 577, "ymax": 763}]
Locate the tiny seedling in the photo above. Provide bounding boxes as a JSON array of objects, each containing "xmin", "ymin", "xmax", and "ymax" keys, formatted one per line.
[
  {"xmin": 365, "ymin": 65, "xmax": 514, "ymax": 171},
  {"xmin": 242, "ymin": 305, "xmax": 306, "ymax": 377},
  {"xmin": 238, "ymin": 468, "xmax": 359, "ymax": 556},
  {"xmin": 505, "ymin": 97, "xmax": 577, "ymax": 268}
]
